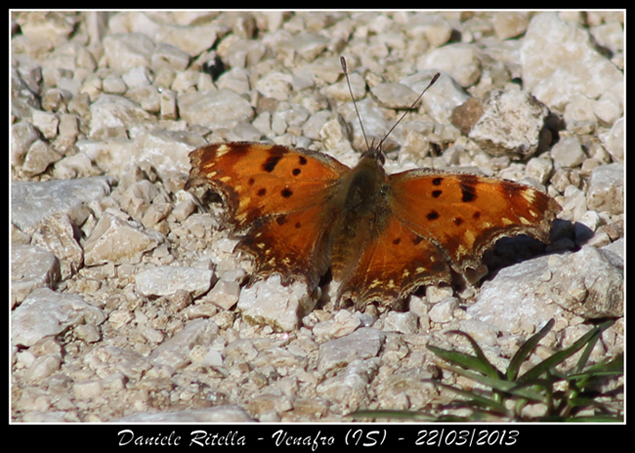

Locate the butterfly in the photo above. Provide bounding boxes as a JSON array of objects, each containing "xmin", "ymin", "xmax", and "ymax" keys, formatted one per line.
[{"xmin": 186, "ymin": 59, "xmax": 561, "ymax": 309}]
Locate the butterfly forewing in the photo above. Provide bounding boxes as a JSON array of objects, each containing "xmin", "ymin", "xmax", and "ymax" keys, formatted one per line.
[{"xmin": 188, "ymin": 142, "xmax": 349, "ymax": 230}]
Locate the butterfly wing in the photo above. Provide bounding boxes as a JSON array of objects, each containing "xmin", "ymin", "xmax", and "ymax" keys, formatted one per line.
[
  {"xmin": 336, "ymin": 213, "xmax": 453, "ymax": 307},
  {"xmin": 187, "ymin": 142, "xmax": 350, "ymax": 287},
  {"xmin": 337, "ymin": 168, "xmax": 561, "ymax": 308},
  {"xmin": 387, "ymin": 169, "xmax": 561, "ymax": 274}
]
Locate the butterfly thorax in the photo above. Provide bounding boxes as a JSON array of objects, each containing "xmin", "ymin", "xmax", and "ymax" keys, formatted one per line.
[{"xmin": 343, "ymin": 156, "xmax": 388, "ymax": 216}]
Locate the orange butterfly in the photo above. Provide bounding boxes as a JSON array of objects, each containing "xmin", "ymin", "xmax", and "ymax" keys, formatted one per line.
[{"xmin": 186, "ymin": 60, "xmax": 560, "ymax": 309}]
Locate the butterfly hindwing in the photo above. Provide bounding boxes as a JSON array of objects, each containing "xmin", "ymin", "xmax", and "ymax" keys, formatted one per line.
[{"xmin": 336, "ymin": 213, "xmax": 452, "ymax": 307}]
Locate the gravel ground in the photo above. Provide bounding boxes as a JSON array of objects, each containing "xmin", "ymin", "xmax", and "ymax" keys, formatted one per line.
[{"xmin": 11, "ymin": 11, "xmax": 623, "ymax": 423}]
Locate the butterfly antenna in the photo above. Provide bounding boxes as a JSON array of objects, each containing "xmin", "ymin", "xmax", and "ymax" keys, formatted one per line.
[
  {"xmin": 340, "ymin": 57, "xmax": 440, "ymax": 159},
  {"xmin": 340, "ymin": 56, "xmax": 371, "ymax": 153},
  {"xmin": 377, "ymin": 71, "xmax": 441, "ymax": 152}
]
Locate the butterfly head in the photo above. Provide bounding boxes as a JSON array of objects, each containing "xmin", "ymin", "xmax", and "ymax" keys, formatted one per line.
[{"xmin": 360, "ymin": 137, "xmax": 386, "ymax": 165}]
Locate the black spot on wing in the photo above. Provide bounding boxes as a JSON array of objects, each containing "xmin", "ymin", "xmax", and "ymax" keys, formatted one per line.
[
  {"xmin": 459, "ymin": 175, "xmax": 478, "ymax": 202},
  {"xmin": 263, "ymin": 155, "xmax": 283, "ymax": 173}
]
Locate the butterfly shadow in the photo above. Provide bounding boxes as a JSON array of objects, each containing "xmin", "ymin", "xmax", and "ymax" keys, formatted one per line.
[{"xmin": 477, "ymin": 218, "xmax": 577, "ymax": 282}]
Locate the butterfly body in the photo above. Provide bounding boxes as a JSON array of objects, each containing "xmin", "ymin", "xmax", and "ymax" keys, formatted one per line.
[
  {"xmin": 329, "ymin": 154, "xmax": 392, "ymax": 286},
  {"xmin": 187, "ymin": 142, "xmax": 561, "ymax": 309}
]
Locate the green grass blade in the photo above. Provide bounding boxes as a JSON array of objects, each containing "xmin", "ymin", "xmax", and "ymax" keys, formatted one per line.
[
  {"xmin": 445, "ymin": 330, "xmax": 502, "ymax": 379},
  {"xmin": 427, "ymin": 345, "xmax": 497, "ymax": 377},
  {"xmin": 517, "ymin": 321, "xmax": 614, "ymax": 384},
  {"xmin": 424, "ymin": 379, "xmax": 507, "ymax": 413},
  {"xmin": 506, "ymin": 319, "xmax": 555, "ymax": 381},
  {"xmin": 566, "ymin": 352, "xmax": 624, "ymax": 381},
  {"xmin": 412, "ymin": 318, "xmax": 622, "ymax": 422},
  {"xmin": 564, "ymin": 415, "xmax": 624, "ymax": 422},
  {"xmin": 433, "ymin": 364, "xmax": 548, "ymax": 404},
  {"xmin": 574, "ymin": 320, "xmax": 616, "ymax": 373},
  {"xmin": 428, "ymin": 330, "xmax": 501, "ymax": 379},
  {"xmin": 349, "ymin": 409, "xmax": 436, "ymax": 421}
]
